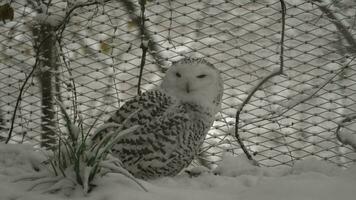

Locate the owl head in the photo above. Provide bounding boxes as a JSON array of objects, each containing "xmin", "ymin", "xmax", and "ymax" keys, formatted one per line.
[{"xmin": 160, "ymin": 57, "xmax": 223, "ymax": 114}]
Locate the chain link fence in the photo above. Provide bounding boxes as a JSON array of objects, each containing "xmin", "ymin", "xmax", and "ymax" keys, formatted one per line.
[{"xmin": 1, "ymin": 0, "xmax": 356, "ymax": 167}]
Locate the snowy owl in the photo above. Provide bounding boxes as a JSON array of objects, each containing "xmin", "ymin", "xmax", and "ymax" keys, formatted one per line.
[{"xmin": 104, "ymin": 57, "xmax": 223, "ymax": 179}]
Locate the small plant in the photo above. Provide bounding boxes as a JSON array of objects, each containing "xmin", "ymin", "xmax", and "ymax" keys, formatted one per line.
[{"xmin": 16, "ymin": 99, "xmax": 147, "ymax": 194}]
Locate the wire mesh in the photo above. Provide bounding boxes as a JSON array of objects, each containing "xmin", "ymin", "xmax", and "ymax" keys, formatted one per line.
[{"xmin": 1, "ymin": 0, "xmax": 356, "ymax": 167}]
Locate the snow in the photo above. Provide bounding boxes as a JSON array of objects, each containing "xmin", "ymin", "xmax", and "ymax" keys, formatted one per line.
[
  {"xmin": 338, "ymin": 131, "xmax": 356, "ymax": 150},
  {"xmin": 0, "ymin": 144, "xmax": 46, "ymax": 176},
  {"xmin": 34, "ymin": 13, "xmax": 64, "ymax": 27},
  {"xmin": 0, "ymin": 144, "xmax": 355, "ymax": 200}
]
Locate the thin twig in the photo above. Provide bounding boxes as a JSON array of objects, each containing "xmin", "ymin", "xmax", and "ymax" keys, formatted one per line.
[
  {"xmin": 6, "ymin": 51, "xmax": 40, "ymax": 143},
  {"xmin": 137, "ymin": 0, "xmax": 149, "ymax": 95},
  {"xmin": 56, "ymin": 1, "xmax": 109, "ymax": 38},
  {"xmin": 166, "ymin": 0, "xmax": 175, "ymax": 48},
  {"xmin": 242, "ymin": 57, "xmax": 355, "ymax": 128},
  {"xmin": 56, "ymin": 35, "xmax": 78, "ymax": 123},
  {"xmin": 279, "ymin": 0, "xmax": 286, "ymax": 74},
  {"xmin": 233, "ymin": 0, "xmax": 286, "ymax": 164},
  {"xmin": 234, "ymin": 71, "xmax": 283, "ymax": 163},
  {"xmin": 137, "ymin": 45, "xmax": 149, "ymax": 95},
  {"xmin": 118, "ymin": 0, "xmax": 166, "ymax": 71}
]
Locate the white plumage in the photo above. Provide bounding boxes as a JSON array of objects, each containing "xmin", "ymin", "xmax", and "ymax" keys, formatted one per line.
[{"xmin": 105, "ymin": 57, "xmax": 223, "ymax": 179}]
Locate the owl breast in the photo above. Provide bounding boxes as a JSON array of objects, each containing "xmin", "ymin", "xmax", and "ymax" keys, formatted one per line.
[{"xmin": 106, "ymin": 90, "xmax": 214, "ymax": 179}]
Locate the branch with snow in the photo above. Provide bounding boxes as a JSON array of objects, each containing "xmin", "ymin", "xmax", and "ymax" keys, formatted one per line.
[{"xmin": 311, "ymin": 0, "xmax": 356, "ymax": 55}]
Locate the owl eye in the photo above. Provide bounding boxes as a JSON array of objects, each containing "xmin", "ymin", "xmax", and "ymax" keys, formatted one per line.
[
  {"xmin": 196, "ymin": 74, "xmax": 207, "ymax": 78},
  {"xmin": 176, "ymin": 72, "xmax": 182, "ymax": 78}
]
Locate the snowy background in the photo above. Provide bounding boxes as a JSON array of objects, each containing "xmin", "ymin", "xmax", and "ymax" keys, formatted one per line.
[
  {"xmin": 0, "ymin": 0, "xmax": 356, "ymax": 199},
  {"xmin": 0, "ymin": 0, "xmax": 356, "ymax": 187}
]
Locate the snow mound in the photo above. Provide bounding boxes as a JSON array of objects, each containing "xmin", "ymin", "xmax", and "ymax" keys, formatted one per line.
[
  {"xmin": 213, "ymin": 153, "xmax": 261, "ymax": 177},
  {"xmin": 213, "ymin": 153, "xmax": 290, "ymax": 177},
  {"xmin": 291, "ymin": 157, "xmax": 343, "ymax": 176},
  {"xmin": 0, "ymin": 144, "xmax": 46, "ymax": 176},
  {"xmin": 0, "ymin": 144, "xmax": 355, "ymax": 200}
]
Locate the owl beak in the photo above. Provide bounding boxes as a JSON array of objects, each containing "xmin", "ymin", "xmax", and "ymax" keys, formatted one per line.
[{"xmin": 185, "ymin": 83, "xmax": 190, "ymax": 93}]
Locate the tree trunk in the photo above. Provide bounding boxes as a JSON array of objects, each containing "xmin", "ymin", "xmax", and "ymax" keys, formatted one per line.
[{"xmin": 32, "ymin": 23, "xmax": 58, "ymax": 149}]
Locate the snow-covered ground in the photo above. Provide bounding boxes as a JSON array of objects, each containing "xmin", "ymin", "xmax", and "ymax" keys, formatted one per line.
[{"xmin": 0, "ymin": 143, "xmax": 355, "ymax": 200}]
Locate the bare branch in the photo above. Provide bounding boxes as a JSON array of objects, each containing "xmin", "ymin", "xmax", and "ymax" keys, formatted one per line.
[
  {"xmin": 121, "ymin": 0, "xmax": 165, "ymax": 71},
  {"xmin": 6, "ymin": 51, "xmax": 40, "ymax": 144},
  {"xmin": 242, "ymin": 56, "xmax": 355, "ymax": 128},
  {"xmin": 137, "ymin": 0, "xmax": 148, "ymax": 95},
  {"xmin": 56, "ymin": 1, "xmax": 110, "ymax": 38},
  {"xmin": 233, "ymin": 0, "xmax": 286, "ymax": 164},
  {"xmin": 313, "ymin": 1, "xmax": 356, "ymax": 54}
]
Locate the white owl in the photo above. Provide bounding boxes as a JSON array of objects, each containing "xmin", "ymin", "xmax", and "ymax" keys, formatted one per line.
[{"xmin": 105, "ymin": 57, "xmax": 223, "ymax": 179}]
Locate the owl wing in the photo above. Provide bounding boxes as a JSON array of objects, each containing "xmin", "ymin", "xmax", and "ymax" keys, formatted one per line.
[
  {"xmin": 107, "ymin": 90, "xmax": 173, "ymax": 127},
  {"xmin": 112, "ymin": 110, "xmax": 208, "ymax": 179},
  {"xmin": 92, "ymin": 90, "xmax": 173, "ymax": 141}
]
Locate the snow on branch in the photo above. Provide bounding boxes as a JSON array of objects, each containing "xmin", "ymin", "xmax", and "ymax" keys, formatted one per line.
[{"xmin": 311, "ymin": 0, "xmax": 356, "ymax": 54}]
